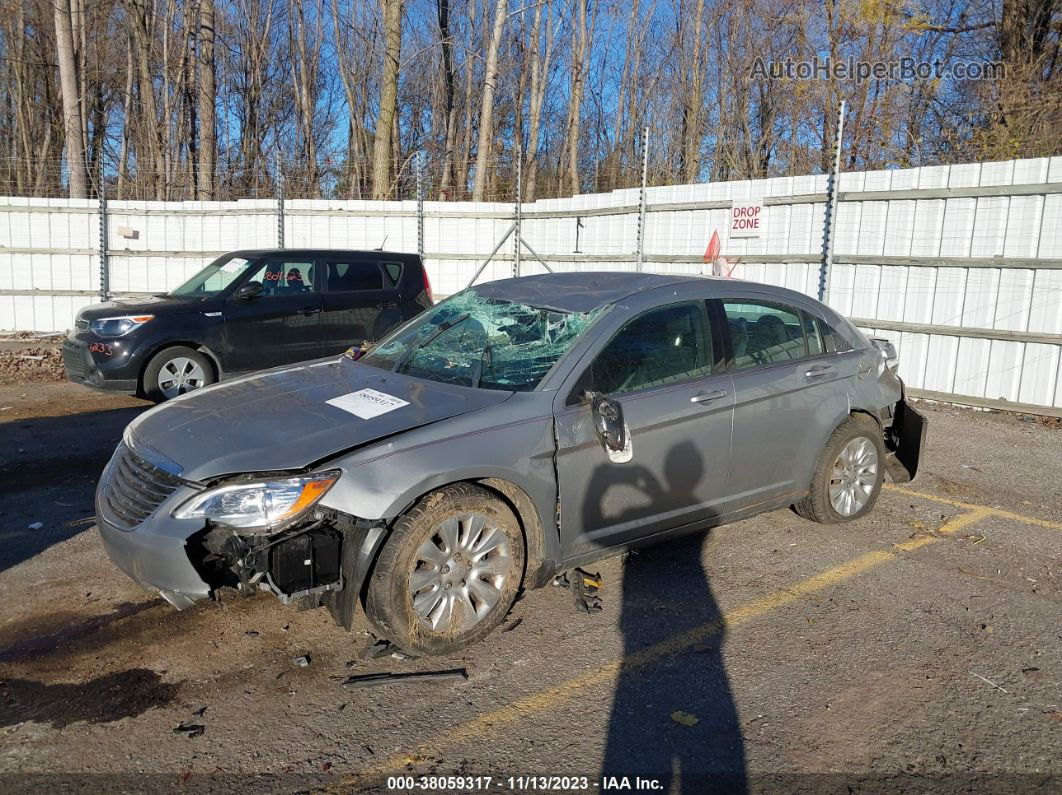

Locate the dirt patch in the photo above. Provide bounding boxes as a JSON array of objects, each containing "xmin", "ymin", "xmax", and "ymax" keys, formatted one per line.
[{"xmin": 0, "ymin": 334, "xmax": 65, "ymax": 386}]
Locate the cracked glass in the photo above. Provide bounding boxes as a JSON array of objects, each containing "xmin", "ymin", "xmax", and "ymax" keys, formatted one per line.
[{"xmin": 359, "ymin": 289, "xmax": 602, "ymax": 391}]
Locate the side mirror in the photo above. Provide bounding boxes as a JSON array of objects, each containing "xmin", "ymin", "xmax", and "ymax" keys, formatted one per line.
[
  {"xmin": 234, "ymin": 281, "xmax": 263, "ymax": 300},
  {"xmin": 587, "ymin": 391, "xmax": 627, "ymax": 453}
]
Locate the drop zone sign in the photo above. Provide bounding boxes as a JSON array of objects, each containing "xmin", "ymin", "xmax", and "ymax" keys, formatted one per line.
[{"xmin": 730, "ymin": 202, "xmax": 763, "ymax": 238}]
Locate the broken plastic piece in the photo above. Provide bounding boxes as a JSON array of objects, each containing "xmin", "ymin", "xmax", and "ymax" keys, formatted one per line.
[
  {"xmin": 340, "ymin": 669, "xmax": 468, "ymax": 689},
  {"xmin": 292, "ymin": 654, "xmax": 311, "ymax": 667},
  {"xmin": 173, "ymin": 721, "xmax": 205, "ymax": 738},
  {"xmin": 359, "ymin": 638, "xmax": 397, "ymax": 660}
]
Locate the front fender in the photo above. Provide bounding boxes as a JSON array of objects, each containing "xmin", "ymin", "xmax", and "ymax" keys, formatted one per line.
[{"xmin": 318, "ymin": 409, "xmax": 561, "ymax": 561}]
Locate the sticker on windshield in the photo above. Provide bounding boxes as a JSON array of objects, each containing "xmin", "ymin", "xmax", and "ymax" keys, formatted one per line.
[
  {"xmin": 326, "ymin": 389, "xmax": 409, "ymax": 419},
  {"xmin": 220, "ymin": 257, "xmax": 248, "ymax": 273}
]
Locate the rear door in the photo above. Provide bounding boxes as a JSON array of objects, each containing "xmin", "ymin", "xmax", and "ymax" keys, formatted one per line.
[
  {"xmin": 554, "ymin": 299, "xmax": 734, "ymax": 558},
  {"xmin": 718, "ymin": 293, "xmax": 856, "ymax": 511},
  {"xmin": 320, "ymin": 256, "xmax": 402, "ymax": 354},
  {"xmin": 223, "ymin": 255, "xmax": 323, "ymax": 372}
]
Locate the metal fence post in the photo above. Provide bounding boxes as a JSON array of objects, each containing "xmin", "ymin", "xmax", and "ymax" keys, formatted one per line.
[
  {"xmin": 275, "ymin": 151, "xmax": 285, "ymax": 249},
  {"xmin": 818, "ymin": 100, "xmax": 845, "ymax": 302},
  {"xmin": 636, "ymin": 126, "xmax": 650, "ymax": 272},
  {"xmin": 514, "ymin": 141, "xmax": 523, "ymax": 278},
  {"xmin": 416, "ymin": 151, "xmax": 425, "ymax": 258},
  {"xmin": 98, "ymin": 156, "xmax": 109, "ymax": 301}
]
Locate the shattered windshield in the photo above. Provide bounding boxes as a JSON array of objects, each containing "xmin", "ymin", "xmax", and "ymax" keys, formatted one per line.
[{"xmin": 360, "ymin": 290, "xmax": 600, "ymax": 391}]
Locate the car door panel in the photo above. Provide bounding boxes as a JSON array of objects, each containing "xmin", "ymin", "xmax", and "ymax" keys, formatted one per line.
[
  {"xmin": 720, "ymin": 295, "xmax": 857, "ymax": 510},
  {"xmin": 553, "ymin": 299, "xmax": 734, "ymax": 558},
  {"xmin": 555, "ymin": 376, "xmax": 735, "ymax": 557},
  {"xmin": 320, "ymin": 258, "xmax": 401, "ymax": 354},
  {"xmin": 223, "ymin": 257, "xmax": 323, "ymax": 372}
]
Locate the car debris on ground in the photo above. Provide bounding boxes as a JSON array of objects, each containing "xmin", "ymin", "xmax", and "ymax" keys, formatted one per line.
[
  {"xmin": 173, "ymin": 721, "xmax": 205, "ymax": 738},
  {"xmin": 553, "ymin": 568, "xmax": 603, "ymax": 614},
  {"xmin": 340, "ymin": 669, "xmax": 468, "ymax": 689}
]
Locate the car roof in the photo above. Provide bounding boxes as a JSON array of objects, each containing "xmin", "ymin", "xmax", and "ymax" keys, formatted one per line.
[
  {"xmin": 471, "ymin": 271, "xmax": 707, "ymax": 313},
  {"xmin": 228, "ymin": 248, "xmax": 420, "ymax": 260}
]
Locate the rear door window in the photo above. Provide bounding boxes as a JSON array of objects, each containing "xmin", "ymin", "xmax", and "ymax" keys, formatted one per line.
[
  {"xmin": 723, "ymin": 300, "xmax": 809, "ymax": 367},
  {"xmin": 244, "ymin": 258, "xmax": 315, "ymax": 296},
  {"xmin": 325, "ymin": 260, "xmax": 384, "ymax": 292},
  {"xmin": 591, "ymin": 301, "xmax": 712, "ymax": 394}
]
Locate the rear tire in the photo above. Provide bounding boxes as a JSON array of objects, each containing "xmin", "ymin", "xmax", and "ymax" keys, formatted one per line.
[
  {"xmin": 365, "ymin": 483, "xmax": 525, "ymax": 656},
  {"xmin": 794, "ymin": 414, "xmax": 885, "ymax": 524},
  {"xmin": 141, "ymin": 346, "xmax": 215, "ymax": 402}
]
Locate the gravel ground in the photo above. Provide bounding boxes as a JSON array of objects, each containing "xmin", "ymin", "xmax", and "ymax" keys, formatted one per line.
[
  {"xmin": 0, "ymin": 383, "xmax": 1059, "ymax": 793},
  {"xmin": 0, "ymin": 335, "xmax": 65, "ymax": 386}
]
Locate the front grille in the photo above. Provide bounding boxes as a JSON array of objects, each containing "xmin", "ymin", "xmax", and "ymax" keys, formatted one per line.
[
  {"xmin": 62, "ymin": 343, "xmax": 87, "ymax": 379},
  {"xmin": 99, "ymin": 443, "xmax": 184, "ymax": 530}
]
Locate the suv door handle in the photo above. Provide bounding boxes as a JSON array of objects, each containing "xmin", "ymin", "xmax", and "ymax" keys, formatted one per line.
[
  {"xmin": 380, "ymin": 301, "xmax": 398, "ymax": 308},
  {"xmin": 805, "ymin": 364, "xmax": 834, "ymax": 378},
  {"xmin": 298, "ymin": 307, "xmax": 322, "ymax": 315},
  {"xmin": 691, "ymin": 389, "xmax": 728, "ymax": 404}
]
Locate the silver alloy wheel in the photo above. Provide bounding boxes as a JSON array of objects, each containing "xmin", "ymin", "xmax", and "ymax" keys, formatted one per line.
[
  {"xmin": 828, "ymin": 437, "xmax": 879, "ymax": 516},
  {"xmin": 409, "ymin": 512, "xmax": 512, "ymax": 632},
  {"xmin": 157, "ymin": 356, "xmax": 208, "ymax": 399}
]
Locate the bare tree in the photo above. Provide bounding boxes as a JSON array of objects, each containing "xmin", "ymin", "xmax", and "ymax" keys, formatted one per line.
[
  {"xmin": 471, "ymin": 0, "xmax": 508, "ymax": 200},
  {"xmin": 53, "ymin": 0, "xmax": 90, "ymax": 197},
  {"xmin": 372, "ymin": 0, "xmax": 403, "ymax": 198},
  {"xmin": 197, "ymin": 0, "xmax": 217, "ymax": 199}
]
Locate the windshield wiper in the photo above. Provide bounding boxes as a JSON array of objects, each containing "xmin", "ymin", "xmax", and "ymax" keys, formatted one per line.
[{"xmin": 394, "ymin": 312, "xmax": 471, "ymax": 372}]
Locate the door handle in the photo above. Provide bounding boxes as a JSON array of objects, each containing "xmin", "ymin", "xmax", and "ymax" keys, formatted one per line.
[
  {"xmin": 804, "ymin": 364, "xmax": 834, "ymax": 378},
  {"xmin": 380, "ymin": 300, "xmax": 399, "ymax": 308},
  {"xmin": 691, "ymin": 389, "xmax": 727, "ymax": 404},
  {"xmin": 298, "ymin": 307, "xmax": 322, "ymax": 315}
]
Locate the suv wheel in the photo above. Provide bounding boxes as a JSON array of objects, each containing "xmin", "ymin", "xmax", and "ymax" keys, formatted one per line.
[
  {"xmin": 142, "ymin": 346, "xmax": 215, "ymax": 402},
  {"xmin": 365, "ymin": 483, "xmax": 525, "ymax": 656},
  {"xmin": 794, "ymin": 414, "xmax": 885, "ymax": 524}
]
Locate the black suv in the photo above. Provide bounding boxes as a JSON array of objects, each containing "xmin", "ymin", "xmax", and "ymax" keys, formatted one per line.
[{"xmin": 64, "ymin": 249, "xmax": 433, "ymax": 401}]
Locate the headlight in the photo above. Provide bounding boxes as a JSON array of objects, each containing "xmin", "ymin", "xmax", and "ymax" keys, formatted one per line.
[
  {"xmin": 173, "ymin": 471, "xmax": 340, "ymax": 533},
  {"xmin": 90, "ymin": 315, "xmax": 154, "ymax": 337}
]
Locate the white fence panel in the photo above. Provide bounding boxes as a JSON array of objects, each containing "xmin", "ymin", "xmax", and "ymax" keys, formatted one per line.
[{"xmin": 1, "ymin": 157, "xmax": 1059, "ymax": 414}]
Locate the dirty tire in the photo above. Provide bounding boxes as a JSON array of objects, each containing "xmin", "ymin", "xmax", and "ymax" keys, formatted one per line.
[
  {"xmin": 141, "ymin": 346, "xmax": 215, "ymax": 402},
  {"xmin": 794, "ymin": 414, "xmax": 885, "ymax": 524},
  {"xmin": 365, "ymin": 484, "xmax": 525, "ymax": 656}
]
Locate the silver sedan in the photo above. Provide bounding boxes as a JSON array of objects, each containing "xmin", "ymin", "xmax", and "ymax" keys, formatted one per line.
[{"xmin": 96, "ymin": 272, "xmax": 926, "ymax": 655}]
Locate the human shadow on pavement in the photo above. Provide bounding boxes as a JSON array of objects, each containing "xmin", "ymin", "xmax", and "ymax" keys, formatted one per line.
[{"xmin": 590, "ymin": 445, "xmax": 747, "ymax": 793}]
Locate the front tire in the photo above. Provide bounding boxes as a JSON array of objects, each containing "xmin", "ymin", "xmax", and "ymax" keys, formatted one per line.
[
  {"xmin": 794, "ymin": 415, "xmax": 885, "ymax": 524},
  {"xmin": 365, "ymin": 484, "xmax": 525, "ymax": 656},
  {"xmin": 141, "ymin": 346, "xmax": 215, "ymax": 402}
]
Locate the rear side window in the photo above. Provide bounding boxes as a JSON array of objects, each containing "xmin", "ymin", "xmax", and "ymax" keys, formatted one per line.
[
  {"xmin": 326, "ymin": 261, "xmax": 383, "ymax": 292},
  {"xmin": 723, "ymin": 300, "xmax": 808, "ymax": 367},
  {"xmin": 381, "ymin": 262, "xmax": 403, "ymax": 286},
  {"xmin": 817, "ymin": 318, "xmax": 854, "ymax": 353},
  {"xmin": 591, "ymin": 301, "xmax": 712, "ymax": 394}
]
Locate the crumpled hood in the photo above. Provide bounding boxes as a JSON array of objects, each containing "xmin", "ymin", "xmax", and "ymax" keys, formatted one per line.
[{"xmin": 126, "ymin": 358, "xmax": 513, "ymax": 481}]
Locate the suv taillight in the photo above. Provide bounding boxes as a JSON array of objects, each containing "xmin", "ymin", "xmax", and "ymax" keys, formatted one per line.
[{"xmin": 422, "ymin": 267, "xmax": 434, "ymax": 303}]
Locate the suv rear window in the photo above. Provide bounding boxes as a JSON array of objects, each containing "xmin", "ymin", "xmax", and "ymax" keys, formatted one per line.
[{"xmin": 326, "ymin": 261, "xmax": 383, "ymax": 292}]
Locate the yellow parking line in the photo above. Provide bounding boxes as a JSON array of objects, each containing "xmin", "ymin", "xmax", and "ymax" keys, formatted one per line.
[
  {"xmin": 329, "ymin": 508, "xmax": 989, "ymax": 788},
  {"xmin": 885, "ymin": 484, "xmax": 1062, "ymax": 531}
]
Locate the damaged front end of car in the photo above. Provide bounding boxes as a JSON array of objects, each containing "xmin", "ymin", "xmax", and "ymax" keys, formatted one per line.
[{"xmin": 185, "ymin": 503, "xmax": 388, "ymax": 630}]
